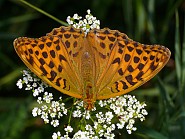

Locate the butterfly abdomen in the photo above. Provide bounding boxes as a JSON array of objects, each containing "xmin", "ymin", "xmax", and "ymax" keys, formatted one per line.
[{"xmin": 81, "ymin": 50, "xmax": 96, "ymax": 109}]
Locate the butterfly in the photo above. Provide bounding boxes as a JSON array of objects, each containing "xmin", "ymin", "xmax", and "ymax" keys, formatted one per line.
[{"xmin": 14, "ymin": 26, "xmax": 171, "ymax": 110}]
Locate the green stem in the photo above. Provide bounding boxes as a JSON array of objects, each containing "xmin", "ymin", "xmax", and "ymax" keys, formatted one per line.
[
  {"xmin": 19, "ymin": 0, "xmax": 68, "ymax": 26},
  {"xmin": 67, "ymin": 98, "xmax": 76, "ymax": 125}
]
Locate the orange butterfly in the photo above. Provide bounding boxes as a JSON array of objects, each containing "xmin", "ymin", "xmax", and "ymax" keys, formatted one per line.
[{"xmin": 14, "ymin": 26, "xmax": 171, "ymax": 110}]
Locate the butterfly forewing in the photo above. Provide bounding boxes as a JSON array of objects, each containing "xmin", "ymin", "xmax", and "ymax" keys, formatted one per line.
[
  {"xmin": 96, "ymin": 38, "xmax": 170, "ymax": 99},
  {"xmin": 14, "ymin": 34, "xmax": 83, "ymax": 98},
  {"xmin": 47, "ymin": 26, "xmax": 87, "ymax": 81}
]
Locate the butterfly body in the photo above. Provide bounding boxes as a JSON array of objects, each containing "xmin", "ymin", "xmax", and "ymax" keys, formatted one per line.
[
  {"xmin": 80, "ymin": 41, "xmax": 97, "ymax": 110},
  {"xmin": 14, "ymin": 26, "xmax": 170, "ymax": 110}
]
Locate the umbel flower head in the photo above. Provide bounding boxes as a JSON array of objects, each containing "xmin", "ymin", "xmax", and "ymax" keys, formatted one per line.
[
  {"xmin": 66, "ymin": 9, "xmax": 100, "ymax": 35},
  {"xmin": 16, "ymin": 10, "xmax": 148, "ymax": 139}
]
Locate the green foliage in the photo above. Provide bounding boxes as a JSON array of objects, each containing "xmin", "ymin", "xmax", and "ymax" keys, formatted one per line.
[{"xmin": 0, "ymin": 0, "xmax": 184, "ymax": 138}]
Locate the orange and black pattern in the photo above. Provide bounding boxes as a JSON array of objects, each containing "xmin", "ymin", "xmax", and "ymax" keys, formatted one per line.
[{"xmin": 14, "ymin": 26, "xmax": 171, "ymax": 109}]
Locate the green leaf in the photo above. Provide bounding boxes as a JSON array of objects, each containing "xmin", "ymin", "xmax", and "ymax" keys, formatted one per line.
[
  {"xmin": 175, "ymin": 11, "xmax": 181, "ymax": 87},
  {"xmin": 136, "ymin": 125, "xmax": 168, "ymax": 139}
]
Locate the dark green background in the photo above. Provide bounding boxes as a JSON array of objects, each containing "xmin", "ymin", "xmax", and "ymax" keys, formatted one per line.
[{"xmin": 0, "ymin": 0, "xmax": 184, "ymax": 139}]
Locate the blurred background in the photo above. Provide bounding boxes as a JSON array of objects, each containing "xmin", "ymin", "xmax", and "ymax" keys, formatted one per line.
[{"xmin": 0, "ymin": 0, "xmax": 185, "ymax": 138}]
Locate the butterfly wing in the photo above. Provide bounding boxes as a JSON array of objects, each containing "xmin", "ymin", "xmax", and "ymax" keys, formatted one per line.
[
  {"xmin": 87, "ymin": 28, "xmax": 130, "ymax": 86},
  {"xmin": 14, "ymin": 26, "xmax": 171, "ymax": 101},
  {"xmin": 87, "ymin": 28, "xmax": 171, "ymax": 100},
  {"xmin": 14, "ymin": 26, "xmax": 86, "ymax": 98}
]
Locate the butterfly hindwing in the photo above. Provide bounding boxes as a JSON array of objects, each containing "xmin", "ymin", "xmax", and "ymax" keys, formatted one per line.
[{"xmin": 87, "ymin": 28, "xmax": 130, "ymax": 87}]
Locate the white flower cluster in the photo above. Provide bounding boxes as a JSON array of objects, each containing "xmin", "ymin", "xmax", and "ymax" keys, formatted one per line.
[
  {"xmin": 52, "ymin": 96, "xmax": 147, "ymax": 138},
  {"xmin": 16, "ymin": 69, "xmax": 67, "ymax": 127},
  {"xmin": 66, "ymin": 9, "xmax": 100, "ymax": 34},
  {"xmin": 16, "ymin": 69, "xmax": 48, "ymax": 93},
  {"xmin": 17, "ymin": 69, "xmax": 147, "ymax": 139},
  {"xmin": 99, "ymin": 95, "xmax": 148, "ymax": 134}
]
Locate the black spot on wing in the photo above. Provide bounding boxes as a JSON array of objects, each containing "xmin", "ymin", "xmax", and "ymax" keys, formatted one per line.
[
  {"xmin": 120, "ymin": 80, "xmax": 128, "ymax": 89},
  {"xmin": 128, "ymin": 65, "xmax": 134, "ymax": 72},
  {"xmin": 58, "ymin": 65, "xmax": 62, "ymax": 72},
  {"xmin": 112, "ymin": 58, "xmax": 120, "ymax": 64},
  {"xmin": 136, "ymin": 49, "xmax": 142, "ymax": 55},
  {"xmin": 42, "ymin": 52, "xmax": 48, "ymax": 58},
  {"xmin": 35, "ymin": 51, "xmax": 39, "ymax": 56},
  {"xmin": 27, "ymin": 56, "xmax": 34, "ymax": 65},
  {"xmin": 49, "ymin": 70, "xmax": 57, "ymax": 81},
  {"xmin": 118, "ymin": 68, "xmax": 123, "ymax": 76},
  {"xmin": 136, "ymin": 71, "xmax": 144, "ymax": 80},
  {"xmin": 28, "ymin": 49, "xmax": 33, "ymax": 54},
  {"xmin": 64, "ymin": 34, "xmax": 71, "ymax": 39},
  {"xmin": 49, "ymin": 61, "xmax": 54, "ymax": 68},
  {"xmin": 99, "ymin": 52, "xmax": 106, "ymax": 59},
  {"xmin": 138, "ymin": 63, "xmax": 144, "ymax": 70},
  {"xmin": 100, "ymin": 42, "xmax": 105, "ymax": 49},
  {"xmin": 56, "ymin": 77, "xmax": 62, "ymax": 86},
  {"xmin": 46, "ymin": 42, "xmax": 52, "ymax": 47},
  {"xmin": 125, "ymin": 75, "xmax": 137, "ymax": 85},
  {"xmin": 39, "ymin": 44, "xmax": 44, "ymax": 50},
  {"xmin": 39, "ymin": 58, "xmax": 45, "ymax": 65},
  {"xmin": 98, "ymin": 36, "xmax": 106, "ymax": 40},
  {"xmin": 65, "ymin": 40, "xmax": 70, "ymax": 48},
  {"xmin": 150, "ymin": 62, "xmax": 157, "ymax": 71},
  {"xmin": 134, "ymin": 56, "xmax": 140, "ymax": 63},
  {"xmin": 50, "ymin": 50, "xmax": 56, "ymax": 58},
  {"xmin": 56, "ymin": 45, "xmax": 60, "ymax": 50},
  {"xmin": 150, "ymin": 55, "xmax": 155, "ymax": 60},
  {"xmin": 127, "ymin": 46, "xmax": 134, "ymax": 52},
  {"xmin": 124, "ymin": 54, "xmax": 131, "ymax": 62},
  {"xmin": 40, "ymin": 66, "xmax": 48, "ymax": 75},
  {"xmin": 59, "ymin": 54, "xmax": 67, "ymax": 62},
  {"xmin": 108, "ymin": 36, "xmax": 116, "ymax": 42}
]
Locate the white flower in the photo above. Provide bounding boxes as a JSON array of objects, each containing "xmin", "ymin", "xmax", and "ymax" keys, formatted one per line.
[
  {"xmin": 73, "ymin": 109, "xmax": 82, "ymax": 118},
  {"xmin": 85, "ymin": 124, "xmax": 92, "ymax": 131},
  {"xmin": 142, "ymin": 109, "xmax": 148, "ymax": 115},
  {"xmin": 32, "ymin": 107, "xmax": 39, "ymax": 117},
  {"xmin": 52, "ymin": 131, "xmax": 61, "ymax": 139},
  {"xmin": 25, "ymin": 84, "xmax": 32, "ymax": 90},
  {"xmin": 38, "ymin": 86, "xmax": 44, "ymax": 93},
  {"xmin": 66, "ymin": 9, "xmax": 100, "ymax": 34},
  {"xmin": 43, "ymin": 92, "xmax": 53, "ymax": 103},
  {"xmin": 105, "ymin": 111, "xmax": 113, "ymax": 122},
  {"xmin": 51, "ymin": 119, "xmax": 59, "ymax": 127},
  {"xmin": 98, "ymin": 100, "xmax": 104, "ymax": 107},
  {"xmin": 73, "ymin": 130, "xmax": 90, "ymax": 139},
  {"xmin": 50, "ymin": 112, "xmax": 56, "ymax": 118},
  {"xmin": 83, "ymin": 110, "xmax": 90, "ymax": 119},
  {"xmin": 87, "ymin": 9, "xmax": 91, "ymax": 14},
  {"xmin": 37, "ymin": 97, "xmax": 42, "ymax": 104},
  {"xmin": 33, "ymin": 89, "xmax": 39, "ymax": 97},
  {"xmin": 52, "ymin": 132, "xmax": 58, "ymax": 139},
  {"xmin": 23, "ymin": 77, "xmax": 28, "ymax": 84},
  {"xmin": 64, "ymin": 125, "xmax": 73, "ymax": 133},
  {"xmin": 27, "ymin": 75, "xmax": 33, "ymax": 82},
  {"xmin": 117, "ymin": 122, "xmax": 125, "ymax": 129},
  {"xmin": 16, "ymin": 79, "xmax": 23, "ymax": 89},
  {"xmin": 41, "ymin": 112, "xmax": 49, "ymax": 123}
]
